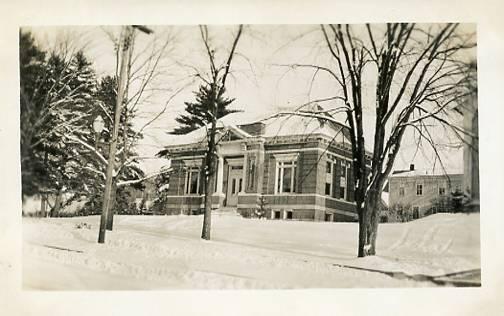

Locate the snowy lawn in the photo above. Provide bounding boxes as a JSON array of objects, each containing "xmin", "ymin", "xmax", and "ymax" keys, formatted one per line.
[{"xmin": 23, "ymin": 213, "xmax": 480, "ymax": 290}]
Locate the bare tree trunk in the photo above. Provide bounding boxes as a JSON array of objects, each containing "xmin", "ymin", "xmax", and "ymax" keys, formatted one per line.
[
  {"xmin": 40, "ymin": 193, "xmax": 47, "ymax": 218},
  {"xmin": 198, "ymin": 25, "xmax": 243, "ymax": 240},
  {"xmin": 106, "ymin": 181, "xmax": 117, "ymax": 230},
  {"xmin": 357, "ymin": 204, "xmax": 367, "ymax": 257},
  {"xmin": 51, "ymin": 189, "xmax": 62, "ymax": 217},
  {"xmin": 201, "ymin": 172, "xmax": 214, "ymax": 240},
  {"xmin": 365, "ymin": 190, "xmax": 380, "ymax": 255},
  {"xmin": 201, "ymin": 116, "xmax": 217, "ymax": 240},
  {"xmin": 369, "ymin": 213, "xmax": 380, "ymax": 255}
]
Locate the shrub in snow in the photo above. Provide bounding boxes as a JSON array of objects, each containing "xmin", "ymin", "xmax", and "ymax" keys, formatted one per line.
[
  {"xmin": 75, "ymin": 222, "xmax": 92, "ymax": 229},
  {"xmin": 254, "ymin": 208, "xmax": 266, "ymax": 219},
  {"xmin": 428, "ymin": 189, "xmax": 470, "ymax": 215},
  {"xmin": 429, "ymin": 196, "xmax": 450, "ymax": 214},
  {"xmin": 386, "ymin": 203, "xmax": 414, "ymax": 222},
  {"xmin": 240, "ymin": 209, "xmax": 252, "ymax": 218},
  {"xmin": 450, "ymin": 189, "xmax": 469, "ymax": 213},
  {"xmin": 255, "ymin": 195, "xmax": 268, "ymax": 219}
]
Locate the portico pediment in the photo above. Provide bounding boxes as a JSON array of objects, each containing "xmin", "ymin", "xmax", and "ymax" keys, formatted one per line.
[{"xmin": 218, "ymin": 125, "xmax": 252, "ymax": 142}]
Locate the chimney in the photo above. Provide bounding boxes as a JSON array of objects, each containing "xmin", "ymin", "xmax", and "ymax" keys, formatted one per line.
[{"xmin": 409, "ymin": 164, "xmax": 415, "ymax": 171}]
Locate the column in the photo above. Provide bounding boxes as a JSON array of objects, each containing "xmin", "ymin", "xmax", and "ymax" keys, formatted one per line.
[
  {"xmin": 216, "ymin": 155, "xmax": 224, "ymax": 194},
  {"xmin": 256, "ymin": 142, "xmax": 265, "ymax": 194},
  {"xmin": 241, "ymin": 152, "xmax": 248, "ymax": 193}
]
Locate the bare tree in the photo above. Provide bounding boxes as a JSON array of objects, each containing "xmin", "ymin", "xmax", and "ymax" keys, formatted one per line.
[
  {"xmin": 99, "ymin": 26, "xmax": 188, "ymax": 230},
  {"xmin": 196, "ymin": 25, "xmax": 244, "ymax": 240},
  {"xmin": 50, "ymin": 26, "xmax": 184, "ymax": 229},
  {"xmin": 275, "ymin": 23, "xmax": 475, "ymax": 257}
]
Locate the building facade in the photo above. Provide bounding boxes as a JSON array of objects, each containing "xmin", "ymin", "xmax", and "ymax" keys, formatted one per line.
[
  {"xmin": 457, "ymin": 93, "xmax": 479, "ymax": 211},
  {"xmin": 388, "ymin": 166, "xmax": 464, "ymax": 218},
  {"xmin": 159, "ymin": 111, "xmax": 370, "ymax": 222}
]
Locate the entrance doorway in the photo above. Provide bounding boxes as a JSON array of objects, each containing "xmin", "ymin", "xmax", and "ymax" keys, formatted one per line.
[{"xmin": 226, "ymin": 166, "xmax": 243, "ymax": 207}]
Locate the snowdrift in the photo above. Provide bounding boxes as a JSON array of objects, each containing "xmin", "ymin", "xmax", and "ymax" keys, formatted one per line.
[{"xmin": 23, "ymin": 212, "xmax": 480, "ymax": 289}]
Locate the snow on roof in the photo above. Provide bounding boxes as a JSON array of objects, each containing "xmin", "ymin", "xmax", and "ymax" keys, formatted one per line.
[
  {"xmin": 389, "ymin": 169, "xmax": 463, "ymax": 178},
  {"xmin": 164, "ymin": 109, "xmax": 351, "ymax": 147},
  {"xmin": 260, "ymin": 114, "xmax": 349, "ymax": 141}
]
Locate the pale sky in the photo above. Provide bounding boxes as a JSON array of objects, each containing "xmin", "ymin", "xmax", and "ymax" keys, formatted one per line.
[{"xmin": 27, "ymin": 24, "xmax": 475, "ymax": 174}]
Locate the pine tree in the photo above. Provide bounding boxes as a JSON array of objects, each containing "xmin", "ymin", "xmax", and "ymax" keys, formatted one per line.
[
  {"xmin": 20, "ymin": 32, "xmax": 144, "ymax": 216},
  {"xmin": 171, "ymin": 84, "xmax": 240, "ymax": 135},
  {"xmin": 20, "ymin": 31, "xmax": 48, "ymax": 197},
  {"xmin": 82, "ymin": 75, "xmax": 144, "ymax": 214},
  {"xmin": 20, "ymin": 31, "xmax": 104, "ymax": 216}
]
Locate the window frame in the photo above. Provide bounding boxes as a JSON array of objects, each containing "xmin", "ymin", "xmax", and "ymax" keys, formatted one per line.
[
  {"xmin": 340, "ymin": 160, "xmax": 347, "ymax": 178},
  {"xmin": 276, "ymin": 160, "xmax": 297, "ymax": 194},
  {"xmin": 322, "ymin": 154, "xmax": 352, "ymax": 200},
  {"xmin": 184, "ymin": 167, "xmax": 200, "ymax": 195},
  {"xmin": 399, "ymin": 182, "xmax": 405, "ymax": 196},
  {"xmin": 339, "ymin": 162, "xmax": 348, "ymax": 200},
  {"xmin": 247, "ymin": 157, "xmax": 256, "ymax": 191},
  {"xmin": 325, "ymin": 158, "xmax": 333, "ymax": 196},
  {"xmin": 274, "ymin": 153, "xmax": 299, "ymax": 195},
  {"xmin": 416, "ymin": 183, "xmax": 423, "ymax": 196}
]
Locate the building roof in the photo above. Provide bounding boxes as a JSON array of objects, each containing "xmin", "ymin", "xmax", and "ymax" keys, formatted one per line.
[
  {"xmin": 389, "ymin": 169, "xmax": 463, "ymax": 178},
  {"xmin": 163, "ymin": 108, "xmax": 352, "ymax": 148}
]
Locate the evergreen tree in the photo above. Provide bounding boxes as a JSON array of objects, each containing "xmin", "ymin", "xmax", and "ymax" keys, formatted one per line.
[
  {"xmin": 80, "ymin": 75, "xmax": 144, "ymax": 214},
  {"xmin": 20, "ymin": 30, "xmax": 48, "ymax": 197},
  {"xmin": 151, "ymin": 168, "xmax": 170, "ymax": 214},
  {"xmin": 171, "ymin": 83, "xmax": 240, "ymax": 135},
  {"xmin": 20, "ymin": 31, "xmax": 97, "ymax": 200},
  {"xmin": 20, "ymin": 31, "xmax": 144, "ymax": 216},
  {"xmin": 94, "ymin": 75, "xmax": 144, "ymax": 179}
]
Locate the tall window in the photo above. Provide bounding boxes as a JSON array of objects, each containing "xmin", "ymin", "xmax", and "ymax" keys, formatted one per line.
[
  {"xmin": 340, "ymin": 161, "xmax": 347, "ymax": 199},
  {"xmin": 439, "ymin": 186, "xmax": 445, "ymax": 195},
  {"xmin": 276, "ymin": 160, "xmax": 297, "ymax": 194},
  {"xmin": 340, "ymin": 161, "xmax": 347, "ymax": 178},
  {"xmin": 185, "ymin": 167, "xmax": 200, "ymax": 195},
  {"xmin": 325, "ymin": 161, "xmax": 332, "ymax": 196},
  {"xmin": 247, "ymin": 158, "xmax": 256, "ymax": 190},
  {"xmin": 416, "ymin": 183, "xmax": 423, "ymax": 196},
  {"xmin": 399, "ymin": 184, "xmax": 405, "ymax": 196}
]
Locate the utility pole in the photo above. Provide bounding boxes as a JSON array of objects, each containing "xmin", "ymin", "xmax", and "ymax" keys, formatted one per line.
[
  {"xmin": 98, "ymin": 25, "xmax": 153, "ymax": 244},
  {"xmin": 98, "ymin": 26, "xmax": 133, "ymax": 244}
]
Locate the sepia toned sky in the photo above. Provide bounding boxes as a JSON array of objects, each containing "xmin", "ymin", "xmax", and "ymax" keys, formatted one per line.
[{"xmin": 26, "ymin": 24, "xmax": 476, "ymax": 174}]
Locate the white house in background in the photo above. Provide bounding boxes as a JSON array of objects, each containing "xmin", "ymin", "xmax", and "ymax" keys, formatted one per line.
[{"xmin": 388, "ymin": 164, "xmax": 464, "ymax": 218}]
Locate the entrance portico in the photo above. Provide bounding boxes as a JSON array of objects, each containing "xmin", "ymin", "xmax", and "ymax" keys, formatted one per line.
[{"xmin": 213, "ymin": 141, "xmax": 248, "ymax": 208}]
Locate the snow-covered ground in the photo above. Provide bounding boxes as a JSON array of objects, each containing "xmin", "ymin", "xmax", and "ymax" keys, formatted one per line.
[{"xmin": 23, "ymin": 212, "xmax": 480, "ymax": 290}]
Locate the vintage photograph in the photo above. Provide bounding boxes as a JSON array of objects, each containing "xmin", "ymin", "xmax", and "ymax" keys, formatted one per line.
[{"xmin": 20, "ymin": 24, "xmax": 480, "ymax": 290}]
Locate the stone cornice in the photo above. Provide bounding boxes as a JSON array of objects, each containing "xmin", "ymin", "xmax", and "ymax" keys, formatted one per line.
[
  {"xmin": 164, "ymin": 136, "xmax": 265, "ymax": 154},
  {"xmin": 163, "ymin": 132, "xmax": 373, "ymax": 160}
]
